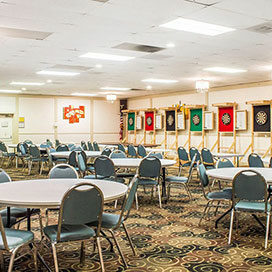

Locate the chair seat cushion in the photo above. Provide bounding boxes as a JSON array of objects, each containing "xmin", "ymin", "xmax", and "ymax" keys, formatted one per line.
[
  {"xmin": 166, "ymin": 176, "xmax": 188, "ymax": 183},
  {"xmin": 205, "ymin": 165, "xmax": 215, "ymax": 170},
  {"xmin": 105, "ymin": 177, "xmax": 126, "ymax": 183},
  {"xmin": 207, "ymin": 190, "xmax": 232, "ymax": 200},
  {"xmin": 0, "ymin": 229, "xmax": 34, "ymax": 250},
  {"xmin": 116, "ymin": 172, "xmax": 135, "ymax": 178},
  {"xmin": 138, "ymin": 178, "xmax": 158, "ymax": 186},
  {"xmin": 235, "ymin": 201, "xmax": 271, "ymax": 212},
  {"xmin": 87, "ymin": 213, "xmax": 124, "ymax": 229},
  {"xmin": 181, "ymin": 162, "xmax": 191, "ymax": 167},
  {"xmin": 44, "ymin": 224, "xmax": 95, "ymax": 243},
  {"xmin": 0, "ymin": 208, "xmax": 40, "ymax": 218},
  {"xmin": 2, "ymin": 216, "xmax": 17, "ymax": 227},
  {"xmin": 84, "ymin": 175, "xmax": 106, "ymax": 180}
]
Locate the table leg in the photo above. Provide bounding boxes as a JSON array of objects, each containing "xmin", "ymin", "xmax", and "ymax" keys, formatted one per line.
[
  {"xmin": 237, "ymin": 157, "xmax": 239, "ymax": 167},
  {"xmin": 161, "ymin": 167, "xmax": 167, "ymax": 202},
  {"xmin": 7, "ymin": 207, "xmax": 11, "ymax": 227},
  {"xmin": 27, "ymin": 208, "xmax": 31, "ymax": 231}
]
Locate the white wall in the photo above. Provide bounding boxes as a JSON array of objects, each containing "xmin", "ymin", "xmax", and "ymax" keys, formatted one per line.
[{"xmin": 127, "ymin": 84, "xmax": 272, "ymax": 163}]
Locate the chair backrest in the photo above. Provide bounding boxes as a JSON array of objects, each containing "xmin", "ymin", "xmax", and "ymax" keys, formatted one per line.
[
  {"xmin": 68, "ymin": 150, "xmax": 77, "ymax": 168},
  {"xmin": 109, "ymin": 150, "xmax": 127, "ymax": 159},
  {"xmin": 189, "ymin": 147, "xmax": 201, "ymax": 162},
  {"xmin": 94, "ymin": 155, "xmax": 115, "ymax": 178},
  {"xmin": 57, "ymin": 183, "xmax": 104, "ymax": 240},
  {"xmin": 56, "ymin": 144, "xmax": 69, "ymax": 152},
  {"xmin": 178, "ymin": 147, "xmax": 190, "ymax": 162},
  {"xmin": 201, "ymin": 148, "xmax": 214, "ymax": 165},
  {"xmin": 55, "ymin": 139, "xmax": 60, "ymax": 148},
  {"xmin": 70, "ymin": 146, "xmax": 83, "ymax": 151},
  {"xmin": 68, "ymin": 143, "xmax": 75, "ymax": 150},
  {"xmin": 87, "ymin": 141, "xmax": 94, "ymax": 151},
  {"xmin": 81, "ymin": 141, "xmax": 88, "ymax": 151},
  {"xmin": 232, "ymin": 170, "xmax": 268, "ymax": 211},
  {"xmin": 49, "ymin": 164, "xmax": 79, "ymax": 179},
  {"xmin": 216, "ymin": 158, "xmax": 234, "ymax": 168},
  {"xmin": 188, "ymin": 154, "xmax": 197, "ymax": 179},
  {"xmin": 0, "ymin": 213, "xmax": 11, "ymax": 250},
  {"xmin": 101, "ymin": 148, "xmax": 111, "ymax": 157},
  {"xmin": 0, "ymin": 169, "xmax": 11, "ymax": 183},
  {"xmin": 0, "ymin": 142, "xmax": 7, "ymax": 152},
  {"xmin": 24, "ymin": 139, "xmax": 33, "ymax": 145},
  {"xmin": 46, "ymin": 139, "xmax": 53, "ymax": 147},
  {"xmin": 128, "ymin": 144, "xmax": 137, "ymax": 157},
  {"xmin": 147, "ymin": 152, "xmax": 163, "ymax": 159},
  {"xmin": 248, "ymin": 153, "xmax": 264, "ymax": 168},
  {"xmin": 118, "ymin": 143, "xmax": 126, "ymax": 153},
  {"xmin": 269, "ymin": 157, "xmax": 272, "ymax": 168},
  {"xmin": 138, "ymin": 156, "xmax": 161, "ymax": 178},
  {"xmin": 29, "ymin": 145, "xmax": 41, "ymax": 158},
  {"xmin": 137, "ymin": 144, "xmax": 147, "ymax": 157},
  {"xmin": 40, "ymin": 143, "xmax": 50, "ymax": 149},
  {"xmin": 197, "ymin": 163, "xmax": 209, "ymax": 188},
  {"xmin": 76, "ymin": 151, "xmax": 87, "ymax": 173},
  {"xmin": 93, "ymin": 141, "xmax": 100, "ymax": 151},
  {"xmin": 18, "ymin": 143, "xmax": 27, "ymax": 155}
]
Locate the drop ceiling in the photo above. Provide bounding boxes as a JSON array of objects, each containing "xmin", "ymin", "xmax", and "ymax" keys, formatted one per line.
[{"xmin": 0, "ymin": 0, "xmax": 272, "ymax": 98}]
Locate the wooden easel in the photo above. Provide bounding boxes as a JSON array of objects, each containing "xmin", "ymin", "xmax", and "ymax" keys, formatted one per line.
[
  {"xmin": 211, "ymin": 103, "xmax": 237, "ymax": 154},
  {"xmin": 143, "ymin": 108, "xmax": 157, "ymax": 145},
  {"xmin": 244, "ymin": 100, "xmax": 272, "ymax": 159},
  {"xmin": 121, "ymin": 110, "xmax": 139, "ymax": 144},
  {"xmin": 185, "ymin": 105, "xmax": 206, "ymax": 149}
]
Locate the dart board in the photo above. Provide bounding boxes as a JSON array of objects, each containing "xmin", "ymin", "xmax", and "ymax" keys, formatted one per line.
[
  {"xmin": 192, "ymin": 114, "xmax": 200, "ymax": 125},
  {"xmin": 222, "ymin": 113, "xmax": 231, "ymax": 125},
  {"xmin": 256, "ymin": 111, "xmax": 267, "ymax": 125},
  {"xmin": 167, "ymin": 115, "xmax": 174, "ymax": 126},
  {"xmin": 146, "ymin": 116, "xmax": 153, "ymax": 126},
  {"xmin": 128, "ymin": 117, "xmax": 134, "ymax": 126}
]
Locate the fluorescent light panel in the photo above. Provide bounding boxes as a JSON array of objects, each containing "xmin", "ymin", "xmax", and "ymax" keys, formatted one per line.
[
  {"xmin": 204, "ymin": 67, "xmax": 247, "ymax": 73},
  {"xmin": 10, "ymin": 81, "xmax": 45, "ymax": 86},
  {"xmin": 160, "ymin": 18, "xmax": 235, "ymax": 36},
  {"xmin": 71, "ymin": 93, "xmax": 97, "ymax": 97},
  {"xmin": 80, "ymin": 52, "xmax": 135, "ymax": 61},
  {"xmin": 100, "ymin": 87, "xmax": 131, "ymax": 91},
  {"xmin": 142, "ymin": 78, "xmax": 178, "ymax": 83},
  {"xmin": 37, "ymin": 70, "xmax": 80, "ymax": 76},
  {"xmin": 0, "ymin": 89, "xmax": 22, "ymax": 93}
]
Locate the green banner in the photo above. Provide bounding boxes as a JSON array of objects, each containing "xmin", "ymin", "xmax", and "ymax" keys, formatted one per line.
[
  {"xmin": 128, "ymin": 112, "xmax": 135, "ymax": 131},
  {"xmin": 190, "ymin": 108, "xmax": 202, "ymax": 131}
]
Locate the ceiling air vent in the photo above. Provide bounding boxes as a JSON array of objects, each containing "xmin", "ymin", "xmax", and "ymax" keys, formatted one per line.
[
  {"xmin": 91, "ymin": 0, "xmax": 109, "ymax": 2},
  {"xmin": 247, "ymin": 22, "xmax": 272, "ymax": 34},
  {"xmin": 0, "ymin": 27, "xmax": 52, "ymax": 40},
  {"xmin": 113, "ymin": 42, "xmax": 165, "ymax": 53},
  {"xmin": 184, "ymin": 0, "xmax": 218, "ymax": 7},
  {"xmin": 141, "ymin": 54, "xmax": 172, "ymax": 60},
  {"xmin": 50, "ymin": 64, "xmax": 93, "ymax": 71}
]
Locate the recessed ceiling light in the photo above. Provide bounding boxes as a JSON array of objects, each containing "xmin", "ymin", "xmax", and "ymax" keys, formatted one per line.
[
  {"xmin": 142, "ymin": 78, "xmax": 178, "ymax": 83},
  {"xmin": 47, "ymin": 79, "xmax": 52, "ymax": 83},
  {"xmin": 95, "ymin": 64, "xmax": 103, "ymax": 68},
  {"xmin": 37, "ymin": 70, "xmax": 80, "ymax": 76},
  {"xmin": 80, "ymin": 52, "xmax": 135, "ymax": 61},
  {"xmin": 160, "ymin": 18, "xmax": 235, "ymax": 36},
  {"xmin": 10, "ymin": 81, "xmax": 45, "ymax": 86},
  {"xmin": 100, "ymin": 87, "xmax": 131, "ymax": 91},
  {"xmin": 166, "ymin": 42, "xmax": 175, "ymax": 48},
  {"xmin": 99, "ymin": 92, "xmax": 123, "ymax": 95},
  {"xmin": 21, "ymin": 87, "xmax": 26, "ymax": 91},
  {"xmin": 203, "ymin": 67, "xmax": 247, "ymax": 73},
  {"xmin": 71, "ymin": 92, "xmax": 97, "ymax": 97},
  {"xmin": 146, "ymin": 85, "xmax": 152, "ymax": 90},
  {"xmin": 0, "ymin": 89, "xmax": 22, "ymax": 93}
]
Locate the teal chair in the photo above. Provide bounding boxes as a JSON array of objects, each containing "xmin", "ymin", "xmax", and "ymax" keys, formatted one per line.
[
  {"xmin": 81, "ymin": 141, "xmax": 88, "ymax": 151},
  {"xmin": 93, "ymin": 141, "xmax": 100, "ymax": 151},
  {"xmin": 0, "ymin": 214, "xmax": 38, "ymax": 272},
  {"xmin": 101, "ymin": 148, "xmax": 111, "ymax": 157},
  {"xmin": 56, "ymin": 144, "xmax": 69, "ymax": 152},
  {"xmin": 87, "ymin": 141, "xmax": 94, "ymax": 151},
  {"xmin": 166, "ymin": 154, "xmax": 196, "ymax": 201},
  {"xmin": 137, "ymin": 144, "xmax": 147, "ymax": 158},
  {"xmin": 201, "ymin": 148, "xmax": 215, "ymax": 169},
  {"xmin": 43, "ymin": 183, "xmax": 105, "ymax": 272},
  {"xmin": 197, "ymin": 163, "xmax": 232, "ymax": 226},
  {"xmin": 177, "ymin": 147, "xmax": 191, "ymax": 175},
  {"xmin": 248, "ymin": 153, "xmax": 264, "ymax": 167},
  {"xmin": 136, "ymin": 156, "xmax": 162, "ymax": 209},
  {"xmin": 0, "ymin": 141, "xmax": 15, "ymax": 167},
  {"xmin": 87, "ymin": 175, "xmax": 139, "ymax": 268},
  {"xmin": 147, "ymin": 152, "xmax": 163, "ymax": 159},
  {"xmin": 228, "ymin": 170, "xmax": 271, "ymax": 249},
  {"xmin": 118, "ymin": 143, "xmax": 126, "ymax": 153},
  {"xmin": 216, "ymin": 158, "xmax": 234, "ymax": 168},
  {"xmin": 127, "ymin": 144, "xmax": 137, "ymax": 158}
]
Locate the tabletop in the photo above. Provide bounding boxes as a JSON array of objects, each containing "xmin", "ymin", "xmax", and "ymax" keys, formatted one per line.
[
  {"xmin": 111, "ymin": 158, "xmax": 176, "ymax": 168},
  {"xmin": 0, "ymin": 179, "xmax": 127, "ymax": 208},
  {"xmin": 212, "ymin": 152, "xmax": 244, "ymax": 158},
  {"xmin": 99, "ymin": 142, "xmax": 160, "ymax": 148},
  {"xmin": 51, "ymin": 151, "xmax": 101, "ymax": 159},
  {"xmin": 207, "ymin": 167, "xmax": 272, "ymax": 184}
]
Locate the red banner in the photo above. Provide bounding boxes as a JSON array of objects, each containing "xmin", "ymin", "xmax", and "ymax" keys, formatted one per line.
[
  {"xmin": 145, "ymin": 112, "xmax": 154, "ymax": 131},
  {"xmin": 219, "ymin": 107, "xmax": 234, "ymax": 132}
]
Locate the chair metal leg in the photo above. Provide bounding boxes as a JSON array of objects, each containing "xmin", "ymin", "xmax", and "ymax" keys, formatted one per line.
[
  {"xmin": 199, "ymin": 201, "xmax": 211, "ymax": 226},
  {"xmin": 51, "ymin": 242, "xmax": 59, "ymax": 272},
  {"xmin": 109, "ymin": 230, "xmax": 128, "ymax": 269},
  {"xmin": 80, "ymin": 241, "xmax": 86, "ymax": 265},
  {"xmin": 167, "ymin": 184, "xmax": 171, "ymax": 200},
  {"xmin": 135, "ymin": 192, "xmax": 139, "ymax": 210},
  {"xmin": 45, "ymin": 209, "xmax": 49, "ymax": 226},
  {"xmin": 157, "ymin": 185, "xmax": 162, "ymax": 208},
  {"xmin": 184, "ymin": 184, "xmax": 192, "ymax": 200},
  {"xmin": 30, "ymin": 243, "xmax": 38, "ymax": 272},
  {"xmin": 0, "ymin": 251, "xmax": 5, "ymax": 271},
  {"xmin": 228, "ymin": 209, "xmax": 235, "ymax": 245},
  {"xmin": 96, "ymin": 237, "xmax": 105, "ymax": 272},
  {"xmin": 122, "ymin": 223, "xmax": 136, "ymax": 256},
  {"xmin": 265, "ymin": 211, "xmax": 271, "ymax": 249},
  {"xmin": 114, "ymin": 200, "xmax": 118, "ymax": 209},
  {"xmin": 38, "ymin": 212, "xmax": 44, "ymax": 238},
  {"xmin": 8, "ymin": 247, "xmax": 20, "ymax": 272},
  {"xmin": 40, "ymin": 161, "xmax": 44, "ymax": 175}
]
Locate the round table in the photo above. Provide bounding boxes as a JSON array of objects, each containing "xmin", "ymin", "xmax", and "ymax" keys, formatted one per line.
[
  {"xmin": 0, "ymin": 179, "xmax": 127, "ymax": 209},
  {"xmin": 206, "ymin": 167, "xmax": 272, "ymax": 184},
  {"xmin": 51, "ymin": 151, "xmax": 101, "ymax": 159},
  {"xmin": 212, "ymin": 152, "xmax": 244, "ymax": 166}
]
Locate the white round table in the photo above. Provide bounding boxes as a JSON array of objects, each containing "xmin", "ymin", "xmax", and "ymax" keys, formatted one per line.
[
  {"xmin": 51, "ymin": 151, "xmax": 101, "ymax": 159},
  {"xmin": 111, "ymin": 158, "xmax": 176, "ymax": 168},
  {"xmin": 212, "ymin": 152, "xmax": 244, "ymax": 166},
  {"xmin": 207, "ymin": 167, "xmax": 272, "ymax": 184},
  {"xmin": 0, "ymin": 179, "xmax": 127, "ymax": 209}
]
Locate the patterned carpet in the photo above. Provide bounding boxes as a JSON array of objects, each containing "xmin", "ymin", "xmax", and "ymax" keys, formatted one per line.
[{"xmin": 1, "ymin": 164, "xmax": 272, "ymax": 272}]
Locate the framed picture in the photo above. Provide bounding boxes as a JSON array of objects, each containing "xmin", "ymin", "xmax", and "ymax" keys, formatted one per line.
[
  {"xmin": 204, "ymin": 111, "xmax": 214, "ymax": 130},
  {"xmin": 235, "ymin": 110, "xmax": 247, "ymax": 130},
  {"xmin": 155, "ymin": 114, "xmax": 163, "ymax": 130},
  {"xmin": 136, "ymin": 115, "xmax": 142, "ymax": 130},
  {"xmin": 166, "ymin": 110, "xmax": 176, "ymax": 131},
  {"xmin": 177, "ymin": 112, "xmax": 185, "ymax": 130}
]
